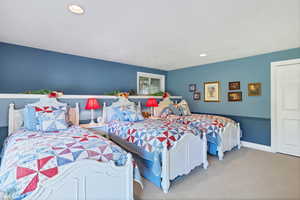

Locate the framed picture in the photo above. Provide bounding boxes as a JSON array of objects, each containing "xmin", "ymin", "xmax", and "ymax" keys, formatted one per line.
[
  {"xmin": 229, "ymin": 81, "xmax": 240, "ymax": 90},
  {"xmin": 189, "ymin": 84, "xmax": 196, "ymax": 92},
  {"xmin": 193, "ymin": 92, "xmax": 201, "ymax": 100},
  {"xmin": 248, "ymin": 83, "xmax": 261, "ymax": 96},
  {"xmin": 204, "ymin": 81, "xmax": 220, "ymax": 102},
  {"xmin": 228, "ymin": 92, "xmax": 242, "ymax": 101}
]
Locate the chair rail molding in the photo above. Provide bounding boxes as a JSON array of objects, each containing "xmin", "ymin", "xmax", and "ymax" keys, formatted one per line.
[{"xmin": 0, "ymin": 93, "xmax": 182, "ymax": 99}]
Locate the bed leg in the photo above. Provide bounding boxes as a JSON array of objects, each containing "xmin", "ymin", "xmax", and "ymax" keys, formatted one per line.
[
  {"xmin": 202, "ymin": 134, "xmax": 209, "ymax": 169},
  {"xmin": 237, "ymin": 123, "xmax": 241, "ymax": 149},
  {"xmin": 161, "ymin": 145, "xmax": 170, "ymax": 193},
  {"xmin": 217, "ymin": 147, "xmax": 224, "ymax": 160},
  {"xmin": 126, "ymin": 153, "xmax": 134, "ymax": 200}
]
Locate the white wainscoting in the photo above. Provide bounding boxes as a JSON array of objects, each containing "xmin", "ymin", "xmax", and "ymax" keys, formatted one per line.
[{"xmin": 241, "ymin": 141, "xmax": 272, "ymax": 152}]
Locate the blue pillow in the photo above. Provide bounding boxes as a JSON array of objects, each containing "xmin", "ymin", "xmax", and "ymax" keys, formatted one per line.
[
  {"xmin": 112, "ymin": 106, "xmax": 144, "ymax": 122},
  {"xmin": 37, "ymin": 110, "xmax": 68, "ymax": 132},
  {"xmin": 24, "ymin": 106, "xmax": 39, "ymax": 131}
]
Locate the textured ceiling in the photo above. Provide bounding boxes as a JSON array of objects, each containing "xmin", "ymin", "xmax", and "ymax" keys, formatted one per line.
[{"xmin": 0, "ymin": 0, "xmax": 299, "ymax": 70}]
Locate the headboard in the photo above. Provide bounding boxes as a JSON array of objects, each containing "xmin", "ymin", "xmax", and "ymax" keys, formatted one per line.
[
  {"xmin": 8, "ymin": 97, "xmax": 80, "ymax": 135},
  {"xmin": 102, "ymin": 97, "xmax": 141, "ymax": 123}
]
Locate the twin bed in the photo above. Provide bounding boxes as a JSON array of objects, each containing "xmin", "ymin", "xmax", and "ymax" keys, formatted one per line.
[
  {"xmin": 1, "ymin": 98, "xmax": 139, "ymax": 200},
  {"xmin": 0, "ymin": 96, "xmax": 241, "ymax": 199},
  {"xmin": 103, "ymin": 97, "xmax": 241, "ymax": 193}
]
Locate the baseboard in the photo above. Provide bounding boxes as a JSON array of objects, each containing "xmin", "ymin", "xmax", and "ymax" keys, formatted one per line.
[{"xmin": 241, "ymin": 141, "xmax": 272, "ymax": 152}]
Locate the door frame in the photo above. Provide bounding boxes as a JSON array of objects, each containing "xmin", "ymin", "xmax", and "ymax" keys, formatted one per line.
[{"xmin": 271, "ymin": 58, "xmax": 300, "ymax": 153}]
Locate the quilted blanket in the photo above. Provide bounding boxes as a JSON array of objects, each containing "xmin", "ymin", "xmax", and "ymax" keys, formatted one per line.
[
  {"xmin": 0, "ymin": 126, "xmax": 142, "ymax": 200},
  {"xmin": 166, "ymin": 114, "xmax": 238, "ymax": 145},
  {"xmin": 106, "ymin": 119, "xmax": 202, "ymax": 176}
]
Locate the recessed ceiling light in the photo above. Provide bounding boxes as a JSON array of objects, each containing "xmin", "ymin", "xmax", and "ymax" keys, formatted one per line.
[
  {"xmin": 200, "ymin": 53, "xmax": 207, "ymax": 57},
  {"xmin": 68, "ymin": 4, "xmax": 84, "ymax": 15}
]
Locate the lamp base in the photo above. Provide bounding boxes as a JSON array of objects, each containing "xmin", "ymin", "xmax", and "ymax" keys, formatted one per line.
[{"xmin": 89, "ymin": 120, "xmax": 96, "ymax": 125}]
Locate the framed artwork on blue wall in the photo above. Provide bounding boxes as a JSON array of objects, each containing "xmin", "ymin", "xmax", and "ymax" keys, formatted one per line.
[
  {"xmin": 248, "ymin": 83, "xmax": 261, "ymax": 96},
  {"xmin": 204, "ymin": 81, "xmax": 220, "ymax": 102},
  {"xmin": 193, "ymin": 91, "xmax": 201, "ymax": 100},
  {"xmin": 189, "ymin": 84, "xmax": 196, "ymax": 92},
  {"xmin": 228, "ymin": 92, "xmax": 242, "ymax": 101},
  {"xmin": 229, "ymin": 81, "xmax": 240, "ymax": 90}
]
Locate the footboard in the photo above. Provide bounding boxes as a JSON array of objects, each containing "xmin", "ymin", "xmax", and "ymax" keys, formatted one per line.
[
  {"xmin": 161, "ymin": 134, "xmax": 208, "ymax": 193},
  {"xmin": 25, "ymin": 154, "xmax": 133, "ymax": 200},
  {"xmin": 217, "ymin": 123, "xmax": 241, "ymax": 160}
]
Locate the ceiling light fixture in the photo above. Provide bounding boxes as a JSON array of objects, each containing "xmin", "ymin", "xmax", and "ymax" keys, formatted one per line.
[
  {"xmin": 68, "ymin": 4, "xmax": 84, "ymax": 15},
  {"xmin": 199, "ymin": 53, "xmax": 207, "ymax": 57}
]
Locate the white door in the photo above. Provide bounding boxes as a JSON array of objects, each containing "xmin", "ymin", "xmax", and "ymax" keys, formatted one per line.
[{"xmin": 275, "ymin": 62, "xmax": 300, "ymax": 157}]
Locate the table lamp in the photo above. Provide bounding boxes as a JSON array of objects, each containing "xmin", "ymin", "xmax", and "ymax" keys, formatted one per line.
[
  {"xmin": 85, "ymin": 98, "xmax": 101, "ymax": 124},
  {"xmin": 145, "ymin": 98, "xmax": 158, "ymax": 117}
]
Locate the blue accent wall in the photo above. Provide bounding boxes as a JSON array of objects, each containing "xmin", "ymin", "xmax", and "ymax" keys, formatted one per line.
[
  {"xmin": 0, "ymin": 42, "xmax": 168, "ymax": 153},
  {"xmin": 168, "ymin": 48, "xmax": 300, "ymax": 146},
  {"xmin": 0, "ymin": 42, "xmax": 167, "ymax": 94},
  {"xmin": 194, "ymin": 112, "xmax": 271, "ymax": 146}
]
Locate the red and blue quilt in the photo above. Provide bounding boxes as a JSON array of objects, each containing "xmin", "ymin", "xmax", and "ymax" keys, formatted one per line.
[
  {"xmin": 166, "ymin": 114, "xmax": 238, "ymax": 145},
  {"xmin": 106, "ymin": 119, "xmax": 202, "ymax": 176},
  {"xmin": 0, "ymin": 126, "xmax": 142, "ymax": 200}
]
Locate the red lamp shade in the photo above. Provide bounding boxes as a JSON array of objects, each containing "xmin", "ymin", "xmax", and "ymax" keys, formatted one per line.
[
  {"xmin": 145, "ymin": 98, "xmax": 158, "ymax": 107},
  {"xmin": 85, "ymin": 98, "xmax": 101, "ymax": 110}
]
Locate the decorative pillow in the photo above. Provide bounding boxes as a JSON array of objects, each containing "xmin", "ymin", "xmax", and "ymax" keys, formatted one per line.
[
  {"xmin": 177, "ymin": 100, "xmax": 192, "ymax": 116},
  {"xmin": 109, "ymin": 105, "xmax": 144, "ymax": 122},
  {"xmin": 159, "ymin": 104, "xmax": 182, "ymax": 118},
  {"xmin": 37, "ymin": 110, "xmax": 68, "ymax": 132},
  {"xmin": 24, "ymin": 105, "xmax": 39, "ymax": 131},
  {"xmin": 24, "ymin": 105, "xmax": 68, "ymax": 131}
]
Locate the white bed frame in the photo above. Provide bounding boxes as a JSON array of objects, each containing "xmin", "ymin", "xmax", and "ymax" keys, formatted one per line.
[
  {"xmin": 103, "ymin": 97, "xmax": 209, "ymax": 193},
  {"xmin": 7, "ymin": 97, "xmax": 134, "ymax": 200},
  {"xmin": 216, "ymin": 122, "xmax": 241, "ymax": 160},
  {"xmin": 153, "ymin": 97, "xmax": 241, "ymax": 160}
]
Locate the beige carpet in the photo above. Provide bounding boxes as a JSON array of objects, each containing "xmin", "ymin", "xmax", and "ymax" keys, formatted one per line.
[{"xmin": 134, "ymin": 147, "xmax": 300, "ymax": 200}]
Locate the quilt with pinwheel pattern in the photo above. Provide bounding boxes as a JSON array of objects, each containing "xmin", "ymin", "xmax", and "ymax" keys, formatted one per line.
[
  {"xmin": 166, "ymin": 114, "xmax": 240, "ymax": 146},
  {"xmin": 0, "ymin": 126, "xmax": 142, "ymax": 200},
  {"xmin": 106, "ymin": 119, "xmax": 202, "ymax": 176}
]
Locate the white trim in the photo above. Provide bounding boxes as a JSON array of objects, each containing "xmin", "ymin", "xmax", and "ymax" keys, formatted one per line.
[
  {"xmin": 270, "ymin": 58, "xmax": 300, "ymax": 153},
  {"xmin": 0, "ymin": 93, "xmax": 181, "ymax": 99},
  {"xmin": 241, "ymin": 141, "xmax": 272, "ymax": 152},
  {"xmin": 137, "ymin": 72, "xmax": 165, "ymax": 95}
]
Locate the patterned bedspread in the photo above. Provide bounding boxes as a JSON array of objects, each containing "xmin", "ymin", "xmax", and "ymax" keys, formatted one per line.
[
  {"xmin": 0, "ymin": 126, "xmax": 142, "ymax": 200},
  {"xmin": 106, "ymin": 119, "xmax": 202, "ymax": 176},
  {"xmin": 166, "ymin": 114, "xmax": 238, "ymax": 145}
]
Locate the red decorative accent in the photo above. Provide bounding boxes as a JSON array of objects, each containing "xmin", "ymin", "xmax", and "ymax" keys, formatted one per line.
[
  {"xmin": 17, "ymin": 156, "xmax": 58, "ymax": 195},
  {"xmin": 37, "ymin": 156, "xmax": 54, "ymax": 170},
  {"xmin": 22, "ymin": 174, "xmax": 39, "ymax": 194},
  {"xmin": 40, "ymin": 167, "xmax": 58, "ymax": 178},
  {"xmin": 48, "ymin": 92, "xmax": 58, "ymax": 98},
  {"xmin": 157, "ymin": 131, "xmax": 176, "ymax": 148},
  {"xmin": 86, "ymin": 150, "xmax": 100, "ymax": 157},
  {"xmin": 145, "ymin": 98, "xmax": 158, "ymax": 107},
  {"xmin": 163, "ymin": 92, "xmax": 170, "ymax": 99},
  {"xmin": 35, "ymin": 106, "xmax": 52, "ymax": 113},
  {"xmin": 85, "ymin": 98, "xmax": 101, "ymax": 110},
  {"xmin": 212, "ymin": 120, "xmax": 224, "ymax": 128},
  {"xmin": 126, "ymin": 129, "xmax": 137, "ymax": 143},
  {"xmin": 16, "ymin": 167, "xmax": 36, "ymax": 179},
  {"xmin": 72, "ymin": 133, "xmax": 99, "ymax": 142}
]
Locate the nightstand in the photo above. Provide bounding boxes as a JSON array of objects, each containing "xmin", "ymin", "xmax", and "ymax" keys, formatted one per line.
[{"xmin": 80, "ymin": 123, "xmax": 109, "ymax": 139}]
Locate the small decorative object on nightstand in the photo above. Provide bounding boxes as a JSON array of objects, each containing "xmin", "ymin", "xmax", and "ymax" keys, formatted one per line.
[
  {"xmin": 80, "ymin": 123, "xmax": 109, "ymax": 138},
  {"xmin": 145, "ymin": 98, "xmax": 158, "ymax": 117},
  {"xmin": 85, "ymin": 98, "xmax": 101, "ymax": 125}
]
